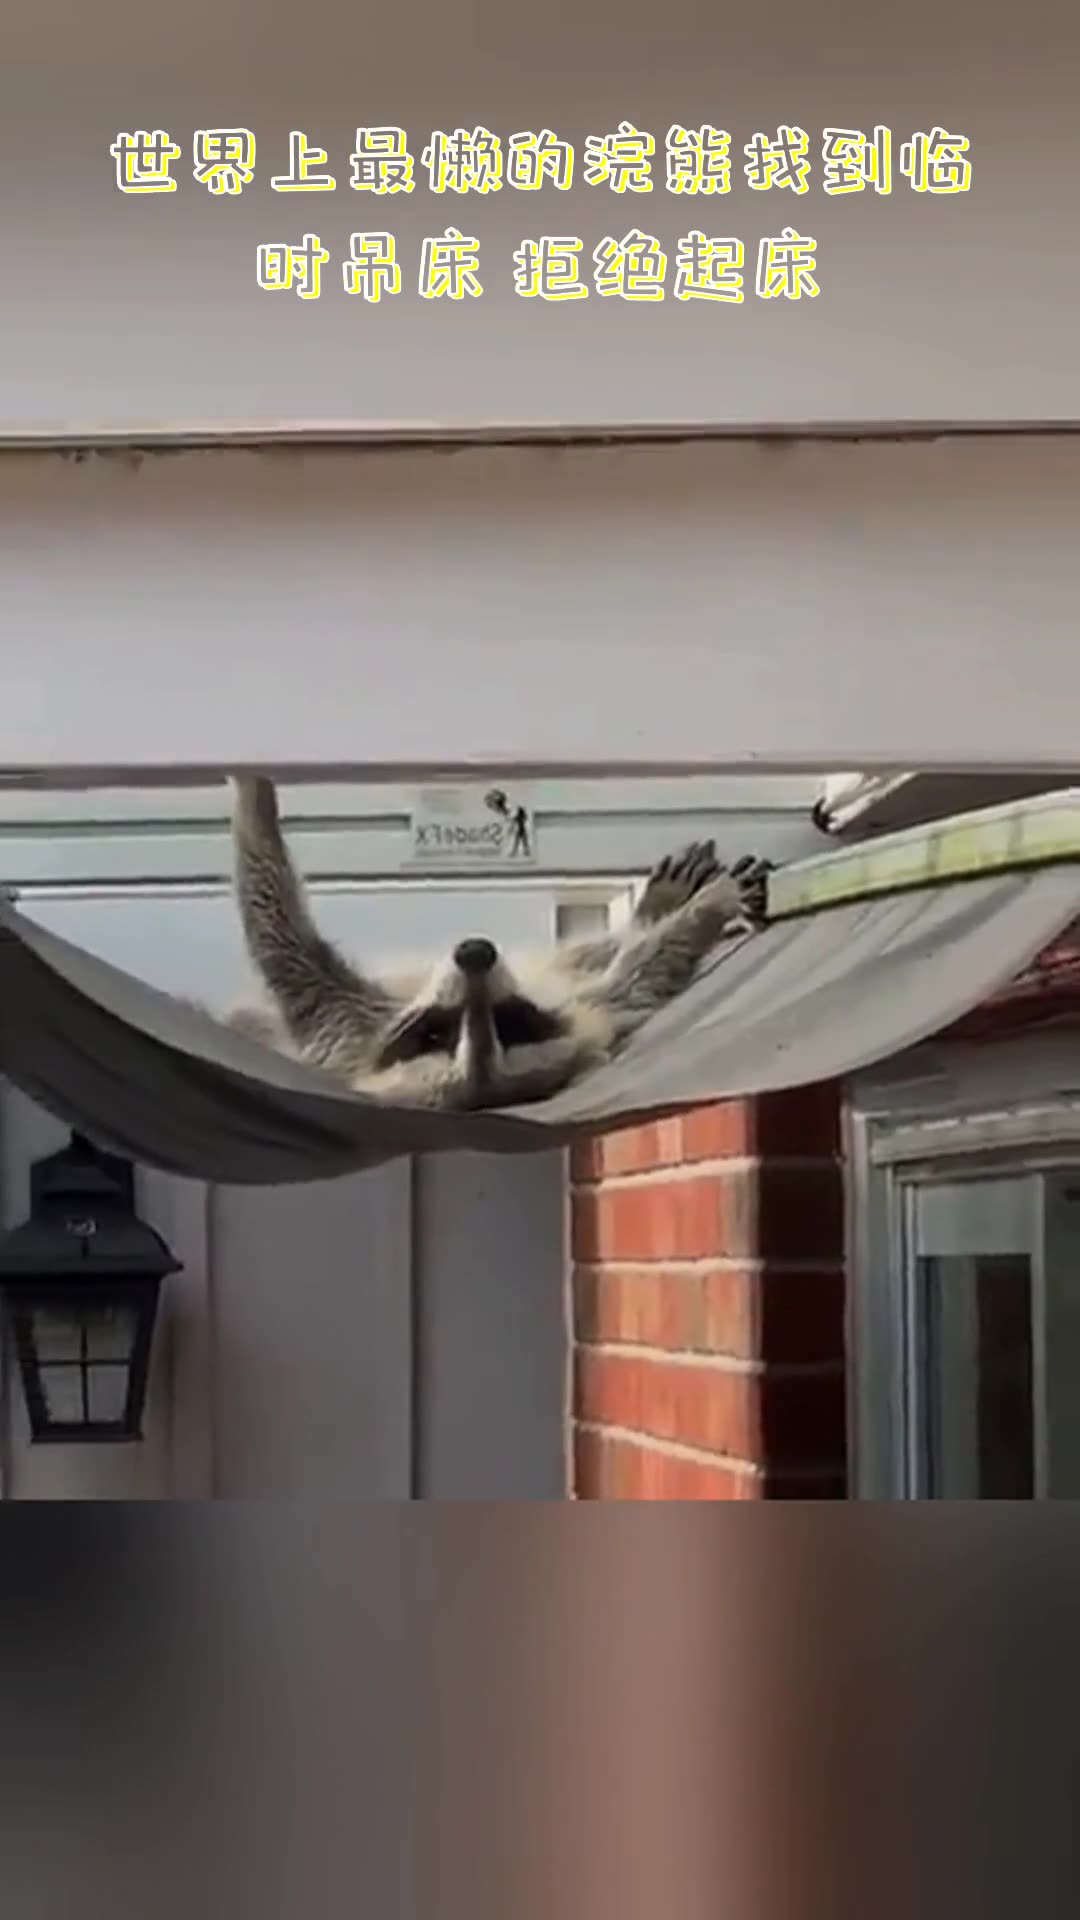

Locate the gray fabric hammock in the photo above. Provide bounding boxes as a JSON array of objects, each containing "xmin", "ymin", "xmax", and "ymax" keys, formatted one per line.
[{"xmin": 0, "ymin": 868, "xmax": 1078, "ymax": 1186}]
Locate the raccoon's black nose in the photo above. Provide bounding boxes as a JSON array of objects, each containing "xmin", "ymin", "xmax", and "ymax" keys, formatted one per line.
[{"xmin": 454, "ymin": 937, "xmax": 498, "ymax": 976}]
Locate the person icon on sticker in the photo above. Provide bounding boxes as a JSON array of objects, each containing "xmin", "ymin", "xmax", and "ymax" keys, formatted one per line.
[
  {"xmin": 484, "ymin": 788, "xmax": 532, "ymax": 859},
  {"xmin": 508, "ymin": 805, "xmax": 531, "ymax": 858}
]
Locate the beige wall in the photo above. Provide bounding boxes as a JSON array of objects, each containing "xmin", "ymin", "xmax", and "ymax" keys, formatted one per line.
[
  {"xmin": 0, "ymin": 1082, "xmax": 569, "ymax": 1500},
  {"xmin": 4, "ymin": 434, "xmax": 1080, "ymax": 771},
  {"xmin": 0, "ymin": 0, "xmax": 1074, "ymax": 432}
]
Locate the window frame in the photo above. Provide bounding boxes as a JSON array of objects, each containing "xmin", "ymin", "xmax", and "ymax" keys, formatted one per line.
[
  {"xmin": 846, "ymin": 1031, "xmax": 1080, "ymax": 1499},
  {"xmin": 552, "ymin": 880, "xmax": 638, "ymax": 945}
]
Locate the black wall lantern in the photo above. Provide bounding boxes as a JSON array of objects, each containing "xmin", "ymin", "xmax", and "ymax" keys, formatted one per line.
[{"xmin": 0, "ymin": 1132, "xmax": 181, "ymax": 1444}]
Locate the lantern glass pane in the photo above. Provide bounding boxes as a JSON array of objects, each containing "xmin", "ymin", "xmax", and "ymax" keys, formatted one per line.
[
  {"xmin": 32, "ymin": 1310, "xmax": 82, "ymax": 1362},
  {"xmin": 32, "ymin": 1302, "xmax": 137, "ymax": 1363},
  {"xmin": 83, "ymin": 1304, "xmax": 139, "ymax": 1362},
  {"xmin": 38, "ymin": 1367, "xmax": 85, "ymax": 1423},
  {"xmin": 87, "ymin": 1366, "xmax": 129, "ymax": 1424}
]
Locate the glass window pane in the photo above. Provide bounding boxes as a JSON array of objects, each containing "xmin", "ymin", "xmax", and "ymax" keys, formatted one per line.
[
  {"xmin": 914, "ymin": 1177, "xmax": 1032, "ymax": 1257},
  {"xmin": 86, "ymin": 1366, "xmax": 129, "ymax": 1424},
  {"xmin": 82, "ymin": 1305, "xmax": 137, "ymax": 1362},
  {"xmin": 917, "ymin": 1254, "xmax": 1034, "ymax": 1499},
  {"xmin": 1037, "ymin": 1172, "xmax": 1080, "ymax": 1496},
  {"xmin": 31, "ymin": 1302, "xmax": 135, "ymax": 1364},
  {"xmin": 555, "ymin": 901, "xmax": 609, "ymax": 941},
  {"xmin": 31, "ymin": 1310, "xmax": 82, "ymax": 1362},
  {"xmin": 38, "ymin": 1366, "xmax": 85, "ymax": 1423}
]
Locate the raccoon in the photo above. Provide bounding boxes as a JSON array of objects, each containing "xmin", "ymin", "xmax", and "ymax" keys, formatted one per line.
[{"xmin": 224, "ymin": 774, "xmax": 771, "ymax": 1112}]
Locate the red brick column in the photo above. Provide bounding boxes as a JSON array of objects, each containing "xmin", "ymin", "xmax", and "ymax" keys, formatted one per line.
[{"xmin": 570, "ymin": 1086, "xmax": 846, "ymax": 1499}]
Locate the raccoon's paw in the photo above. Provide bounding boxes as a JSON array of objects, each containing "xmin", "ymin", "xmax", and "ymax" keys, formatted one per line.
[
  {"xmin": 636, "ymin": 838, "xmax": 723, "ymax": 924},
  {"xmin": 728, "ymin": 854, "xmax": 774, "ymax": 928},
  {"xmin": 691, "ymin": 856, "xmax": 774, "ymax": 940}
]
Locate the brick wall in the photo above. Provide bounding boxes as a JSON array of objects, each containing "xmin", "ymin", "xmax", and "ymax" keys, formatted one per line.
[
  {"xmin": 566, "ymin": 917, "xmax": 1080, "ymax": 1500},
  {"xmin": 570, "ymin": 1085, "xmax": 846, "ymax": 1499},
  {"xmin": 946, "ymin": 915, "xmax": 1080, "ymax": 1040}
]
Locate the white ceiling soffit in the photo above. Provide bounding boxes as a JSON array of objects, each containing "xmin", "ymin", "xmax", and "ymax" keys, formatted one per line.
[{"xmin": 0, "ymin": 422, "xmax": 1076, "ymax": 451}]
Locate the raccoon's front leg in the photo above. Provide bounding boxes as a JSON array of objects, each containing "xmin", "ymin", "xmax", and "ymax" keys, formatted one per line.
[
  {"xmin": 598, "ymin": 857, "xmax": 771, "ymax": 1029},
  {"xmin": 556, "ymin": 839, "xmax": 729, "ymax": 980},
  {"xmin": 633, "ymin": 839, "xmax": 725, "ymax": 926},
  {"xmin": 229, "ymin": 774, "xmax": 395, "ymax": 1061}
]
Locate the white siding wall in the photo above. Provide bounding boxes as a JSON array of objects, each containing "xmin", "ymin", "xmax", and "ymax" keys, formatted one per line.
[
  {"xmin": 3, "ymin": 440, "xmax": 1080, "ymax": 775},
  {"xmin": 0, "ymin": 1070, "xmax": 568, "ymax": 1503},
  {"xmin": 0, "ymin": 877, "xmax": 567, "ymax": 1500}
]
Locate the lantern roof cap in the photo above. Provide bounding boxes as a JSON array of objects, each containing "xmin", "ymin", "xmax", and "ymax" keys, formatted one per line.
[{"xmin": 0, "ymin": 1133, "xmax": 181, "ymax": 1283}]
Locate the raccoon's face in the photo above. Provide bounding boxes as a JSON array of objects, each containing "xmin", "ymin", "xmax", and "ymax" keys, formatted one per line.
[{"xmin": 363, "ymin": 936, "xmax": 607, "ymax": 1110}]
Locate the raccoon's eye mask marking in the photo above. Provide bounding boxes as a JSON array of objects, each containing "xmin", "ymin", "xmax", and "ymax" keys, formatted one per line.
[
  {"xmin": 377, "ymin": 1008, "xmax": 460, "ymax": 1066},
  {"xmin": 376, "ymin": 994, "xmax": 564, "ymax": 1069},
  {"xmin": 491, "ymin": 996, "xmax": 564, "ymax": 1050}
]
